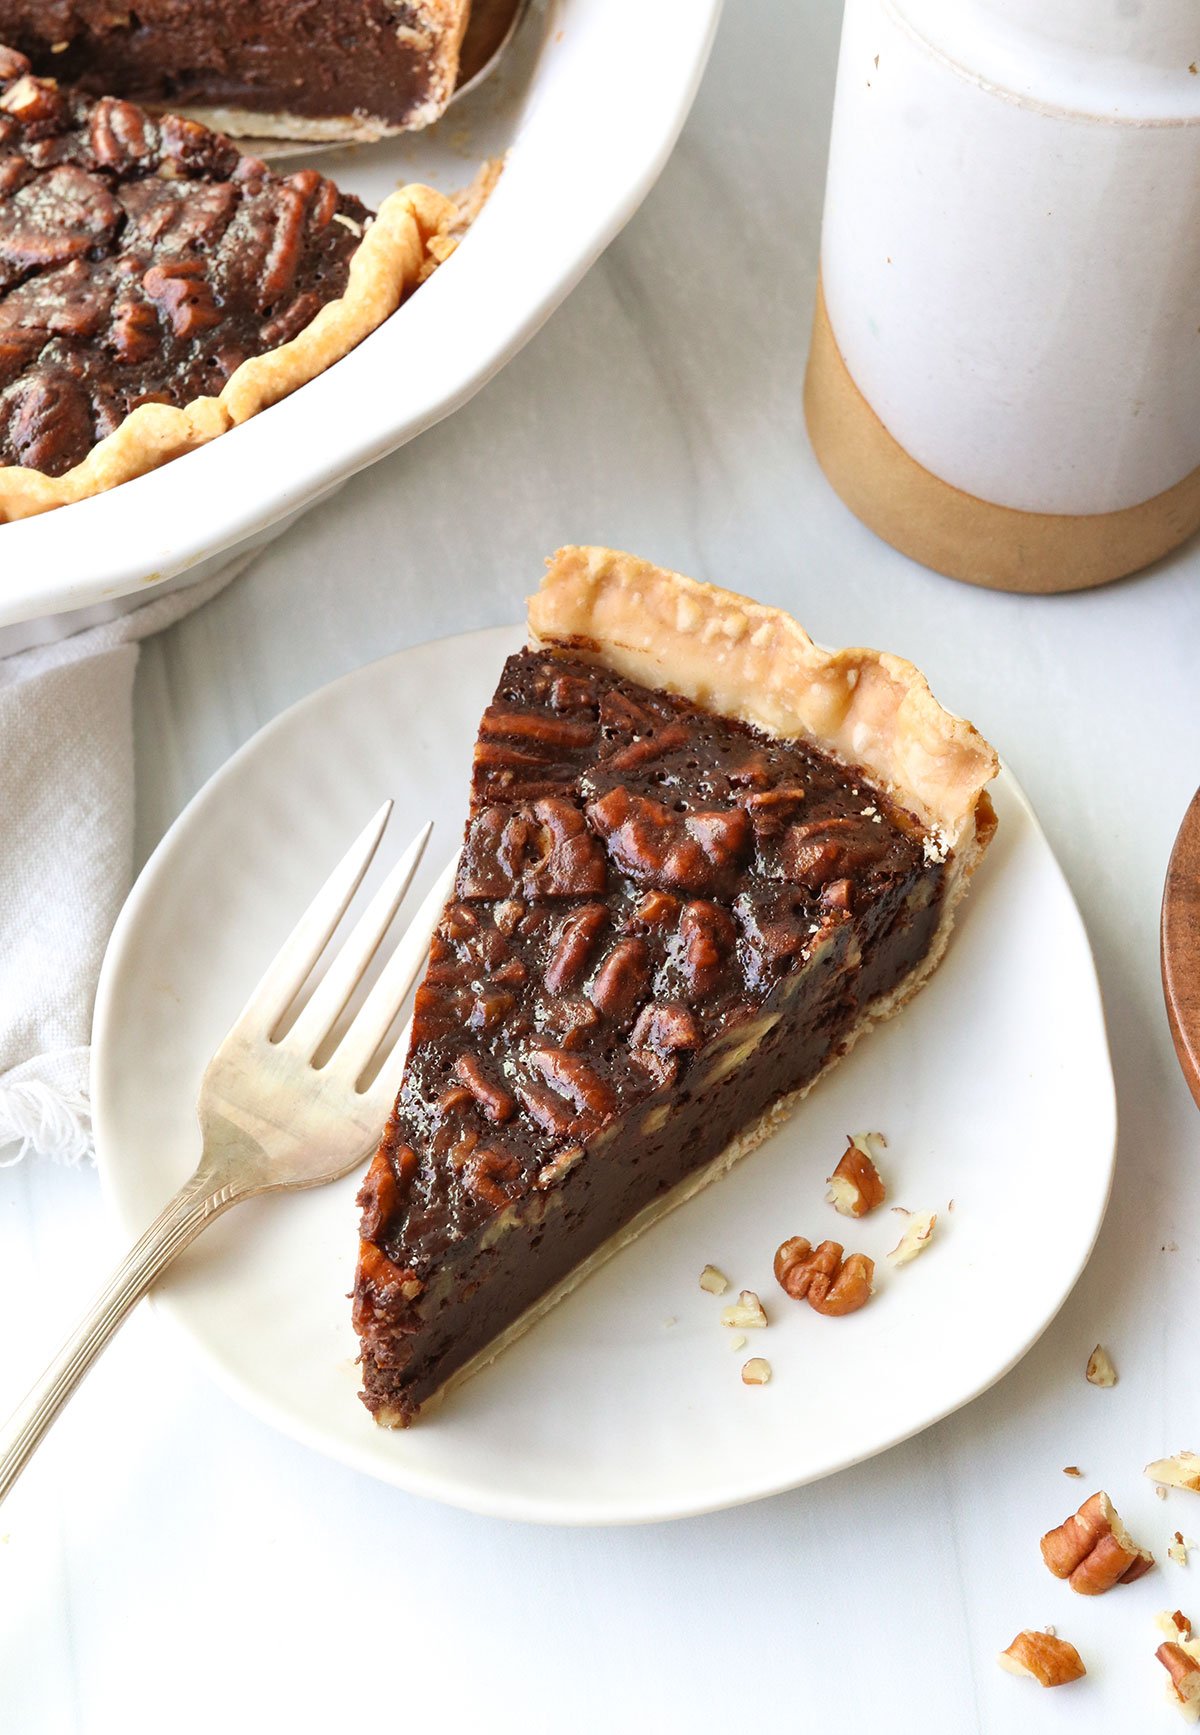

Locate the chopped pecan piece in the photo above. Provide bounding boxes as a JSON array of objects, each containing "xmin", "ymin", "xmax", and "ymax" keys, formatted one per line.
[
  {"xmin": 586, "ymin": 787, "xmax": 751, "ymax": 896},
  {"xmin": 628, "ymin": 888, "xmax": 680, "ymax": 930},
  {"xmin": 1158, "ymin": 1639, "xmax": 1200, "ymax": 1720},
  {"xmin": 535, "ymin": 995, "xmax": 600, "ymax": 1049},
  {"xmin": 1040, "ymin": 1492, "xmax": 1155, "ymax": 1594},
  {"xmin": 0, "ymin": 156, "xmax": 29, "ymax": 199},
  {"xmin": 544, "ymin": 902, "xmax": 607, "ymax": 994},
  {"xmin": 588, "ymin": 937, "xmax": 649, "ymax": 1021},
  {"xmin": 2, "ymin": 367, "xmax": 93, "ymax": 473},
  {"xmin": 779, "ymin": 815, "xmax": 889, "ymax": 890},
  {"xmin": 465, "ymin": 988, "xmax": 516, "ymax": 1033},
  {"xmin": 997, "ymin": 1630, "xmax": 1086, "ymax": 1688},
  {"xmin": 514, "ymin": 1079, "xmax": 577, "ymax": 1138},
  {"xmin": 820, "ymin": 878, "xmax": 855, "ymax": 913},
  {"xmin": 738, "ymin": 783, "xmax": 808, "ymax": 838},
  {"xmin": 356, "ymin": 1147, "xmax": 408, "ymax": 1241},
  {"xmin": 630, "ymin": 1001, "xmax": 702, "ymax": 1058},
  {"xmin": 721, "ymin": 1290, "xmax": 767, "ymax": 1329},
  {"xmin": 494, "ymin": 898, "xmax": 526, "ymax": 937},
  {"xmin": 0, "ymin": 163, "xmax": 120, "ymax": 270},
  {"xmin": 487, "ymin": 957, "xmax": 527, "ymax": 987},
  {"xmin": 0, "ymin": 73, "xmax": 65, "ymax": 132},
  {"xmin": 459, "ymin": 800, "xmax": 607, "ymax": 901},
  {"xmin": 549, "ymin": 672, "xmax": 597, "ymax": 712},
  {"xmin": 1156, "ymin": 1613, "xmax": 1200, "ymax": 1720},
  {"xmin": 534, "ymin": 1144, "xmax": 585, "ymax": 1190},
  {"xmin": 597, "ymin": 721, "xmax": 690, "ymax": 775},
  {"xmin": 773, "ymin": 1236, "xmax": 874, "ymax": 1316},
  {"xmin": 90, "ymin": 95, "xmax": 153, "ymax": 169},
  {"xmin": 887, "ymin": 1209, "xmax": 937, "ymax": 1265},
  {"xmin": 598, "ymin": 688, "xmax": 658, "ymax": 733},
  {"xmin": 678, "ymin": 900, "xmax": 736, "ymax": 997},
  {"xmin": 107, "ymin": 291, "xmax": 159, "ymax": 364},
  {"xmin": 463, "ymin": 1147, "xmax": 522, "ymax": 1211},
  {"xmin": 826, "ymin": 1132, "xmax": 887, "ymax": 1217},
  {"xmin": 1146, "ymin": 1454, "xmax": 1200, "ymax": 1493},
  {"xmin": 480, "ymin": 707, "xmax": 596, "ymax": 752},
  {"xmin": 1085, "ymin": 1343, "xmax": 1117, "ymax": 1387},
  {"xmin": 528, "ymin": 1047, "xmax": 615, "ymax": 1119},
  {"xmin": 439, "ymin": 901, "xmax": 479, "ymax": 942},
  {"xmin": 159, "ymin": 111, "xmax": 239, "ymax": 178},
  {"xmin": 352, "ymin": 1240, "xmax": 424, "ymax": 1330},
  {"xmin": 143, "ymin": 258, "xmax": 221, "ymax": 339},
  {"xmin": 452, "ymin": 1053, "xmax": 515, "ymax": 1124},
  {"xmin": 734, "ymin": 887, "xmax": 816, "ymax": 984}
]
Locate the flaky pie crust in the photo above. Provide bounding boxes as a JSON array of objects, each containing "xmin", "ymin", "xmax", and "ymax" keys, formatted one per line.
[
  {"xmin": 528, "ymin": 545, "xmax": 999, "ymax": 850},
  {"xmin": 0, "ymin": 182, "xmax": 455, "ymax": 524}
]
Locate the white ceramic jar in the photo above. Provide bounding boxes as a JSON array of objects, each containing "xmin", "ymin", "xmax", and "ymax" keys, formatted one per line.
[{"xmin": 804, "ymin": 0, "xmax": 1200, "ymax": 592}]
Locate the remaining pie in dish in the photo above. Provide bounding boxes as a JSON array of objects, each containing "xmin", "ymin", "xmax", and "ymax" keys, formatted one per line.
[
  {"xmin": 0, "ymin": 0, "xmax": 472, "ymax": 140},
  {"xmin": 353, "ymin": 546, "xmax": 999, "ymax": 1425},
  {"xmin": 0, "ymin": 47, "xmax": 454, "ymax": 521}
]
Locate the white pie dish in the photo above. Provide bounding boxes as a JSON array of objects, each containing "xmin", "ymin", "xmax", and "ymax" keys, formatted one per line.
[
  {"xmin": 0, "ymin": 0, "xmax": 723, "ymax": 653},
  {"xmin": 91, "ymin": 623, "xmax": 1117, "ymax": 1525}
]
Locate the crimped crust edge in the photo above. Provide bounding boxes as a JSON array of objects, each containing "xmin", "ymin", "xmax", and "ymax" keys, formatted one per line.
[
  {"xmin": 527, "ymin": 545, "xmax": 999, "ymax": 849},
  {"xmin": 0, "ymin": 182, "xmax": 455, "ymax": 523}
]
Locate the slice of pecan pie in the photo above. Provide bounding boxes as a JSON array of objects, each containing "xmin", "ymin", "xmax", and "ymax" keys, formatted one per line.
[
  {"xmin": 0, "ymin": 0, "xmax": 472, "ymax": 140},
  {"xmin": 0, "ymin": 48, "xmax": 453, "ymax": 520},
  {"xmin": 353, "ymin": 547, "xmax": 999, "ymax": 1425}
]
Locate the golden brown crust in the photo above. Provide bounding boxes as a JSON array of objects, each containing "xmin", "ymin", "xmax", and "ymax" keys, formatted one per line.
[
  {"xmin": 0, "ymin": 182, "xmax": 455, "ymax": 524},
  {"xmin": 527, "ymin": 546, "xmax": 999, "ymax": 848}
]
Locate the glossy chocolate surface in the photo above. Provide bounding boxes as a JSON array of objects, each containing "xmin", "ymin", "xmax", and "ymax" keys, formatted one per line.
[
  {"xmin": 0, "ymin": 1, "xmax": 457, "ymax": 129},
  {"xmin": 354, "ymin": 650, "xmax": 948, "ymax": 1422},
  {"xmin": 0, "ymin": 48, "xmax": 370, "ymax": 474}
]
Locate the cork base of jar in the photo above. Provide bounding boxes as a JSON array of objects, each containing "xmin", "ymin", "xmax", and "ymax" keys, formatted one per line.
[{"xmin": 803, "ymin": 275, "xmax": 1200, "ymax": 594}]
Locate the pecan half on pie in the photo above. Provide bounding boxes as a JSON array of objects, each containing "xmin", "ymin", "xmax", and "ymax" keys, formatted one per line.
[
  {"xmin": 354, "ymin": 546, "xmax": 1000, "ymax": 1425},
  {"xmin": 0, "ymin": 0, "xmax": 475, "ymax": 140},
  {"xmin": 0, "ymin": 47, "xmax": 453, "ymax": 520}
]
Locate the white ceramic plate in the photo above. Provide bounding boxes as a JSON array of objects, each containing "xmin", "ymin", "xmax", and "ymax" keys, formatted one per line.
[
  {"xmin": 92, "ymin": 625, "xmax": 1116, "ymax": 1525},
  {"xmin": 0, "ymin": 0, "xmax": 722, "ymax": 634}
]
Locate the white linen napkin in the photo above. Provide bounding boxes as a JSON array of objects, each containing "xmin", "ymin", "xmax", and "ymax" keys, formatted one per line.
[{"xmin": 0, "ymin": 560, "xmax": 247, "ymax": 1167}]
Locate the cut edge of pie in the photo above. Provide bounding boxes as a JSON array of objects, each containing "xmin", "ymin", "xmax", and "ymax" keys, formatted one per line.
[
  {"xmin": 0, "ymin": 0, "xmax": 471, "ymax": 143},
  {"xmin": 0, "ymin": 179, "xmax": 455, "ymax": 523},
  {"xmin": 356, "ymin": 547, "xmax": 999, "ymax": 1426}
]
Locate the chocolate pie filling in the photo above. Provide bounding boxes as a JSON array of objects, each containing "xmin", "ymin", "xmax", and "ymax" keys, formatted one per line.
[
  {"xmin": 354, "ymin": 649, "xmax": 950, "ymax": 1424},
  {"xmin": 0, "ymin": 1, "xmax": 460, "ymax": 131}
]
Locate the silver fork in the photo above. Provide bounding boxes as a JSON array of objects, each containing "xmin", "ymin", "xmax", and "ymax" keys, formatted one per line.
[{"xmin": 0, "ymin": 804, "xmax": 456, "ymax": 1506}]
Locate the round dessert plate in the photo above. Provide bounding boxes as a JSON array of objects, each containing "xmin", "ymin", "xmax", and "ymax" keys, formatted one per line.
[{"xmin": 92, "ymin": 626, "xmax": 1116, "ymax": 1525}]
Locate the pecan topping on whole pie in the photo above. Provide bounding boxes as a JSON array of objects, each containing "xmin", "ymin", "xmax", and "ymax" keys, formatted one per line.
[
  {"xmin": 0, "ymin": 48, "xmax": 454, "ymax": 517},
  {"xmin": 0, "ymin": 49, "xmax": 375, "ymax": 478}
]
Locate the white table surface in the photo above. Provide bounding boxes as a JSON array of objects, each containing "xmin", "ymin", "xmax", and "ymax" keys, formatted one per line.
[{"xmin": 4, "ymin": 4, "xmax": 1200, "ymax": 1730}]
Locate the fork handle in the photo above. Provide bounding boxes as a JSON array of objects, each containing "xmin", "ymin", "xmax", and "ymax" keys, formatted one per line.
[{"xmin": 0, "ymin": 1172, "xmax": 240, "ymax": 1506}]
